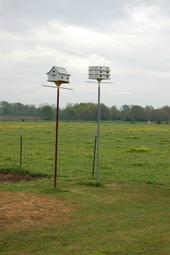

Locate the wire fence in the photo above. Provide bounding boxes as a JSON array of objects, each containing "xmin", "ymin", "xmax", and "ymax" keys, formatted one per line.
[
  {"xmin": 0, "ymin": 133, "xmax": 94, "ymax": 180},
  {"xmin": 0, "ymin": 128, "xmax": 170, "ymax": 185}
]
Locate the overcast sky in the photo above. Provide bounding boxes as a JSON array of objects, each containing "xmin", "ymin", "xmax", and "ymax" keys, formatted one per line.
[{"xmin": 0, "ymin": 0, "xmax": 170, "ymax": 108}]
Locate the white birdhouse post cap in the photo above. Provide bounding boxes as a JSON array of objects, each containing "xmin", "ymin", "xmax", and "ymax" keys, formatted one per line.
[
  {"xmin": 88, "ymin": 66, "xmax": 110, "ymax": 80},
  {"xmin": 47, "ymin": 66, "xmax": 71, "ymax": 84}
]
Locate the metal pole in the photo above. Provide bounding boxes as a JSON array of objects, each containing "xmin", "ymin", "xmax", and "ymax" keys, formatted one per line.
[
  {"xmin": 96, "ymin": 79, "xmax": 101, "ymax": 183},
  {"xmin": 92, "ymin": 135, "xmax": 97, "ymax": 177},
  {"xmin": 19, "ymin": 135, "xmax": 23, "ymax": 167},
  {"xmin": 54, "ymin": 84, "xmax": 60, "ymax": 188}
]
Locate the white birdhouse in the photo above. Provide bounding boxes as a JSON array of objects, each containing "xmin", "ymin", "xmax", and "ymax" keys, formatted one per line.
[
  {"xmin": 89, "ymin": 66, "xmax": 110, "ymax": 80},
  {"xmin": 47, "ymin": 66, "xmax": 71, "ymax": 84}
]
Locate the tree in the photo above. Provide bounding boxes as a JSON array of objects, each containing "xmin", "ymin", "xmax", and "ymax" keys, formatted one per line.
[
  {"xmin": 2, "ymin": 100, "xmax": 170, "ymax": 123},
  {"xmin": 64, "ymin": 103, "xmax": 77, "ymax": 120},
  {"xmin": 75, "ymin": 103, "xmax": 97, "ymax": 121},
  {"xmin": 12, "ymin": 103, "xmax": 25, "ymax": 116},
  {"xmin": 121, "ymin": 105, "xmax": 131, "ymax": 121},
  {"xmin": 131, "ymin": 105, "xmax": 145, "ymax": 121},
  {"xmin": 100, "ymin": 104, "xmax": 109, "ymax": 120},
  {"xmin": 145, "ymin": 105, "xmax": 155, "ymax": 121},
  {"xmin": 110, "ymin": 105, "xmax": 120, "ymax": 120},
  {"xmin": 0, "ymin": 101, "xmax": 11, "ymax": 115},
  {"xmin": 40, "ymin": 105, "xmax": 53, "ymax": 120}
]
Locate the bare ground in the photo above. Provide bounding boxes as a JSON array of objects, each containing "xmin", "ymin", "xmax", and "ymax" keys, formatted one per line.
[
  {"xmin": 0, "ymin": 192, "xmax": 74, "ymax": 231},
  {"xmin": 0, "ymin": 172, "xmax": 40, "ymax": 183}
]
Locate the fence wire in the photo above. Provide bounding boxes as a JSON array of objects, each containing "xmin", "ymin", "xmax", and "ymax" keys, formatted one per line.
[{"xmin": 0, "ymin": 125, "xmax": 170, "ymax": 185}]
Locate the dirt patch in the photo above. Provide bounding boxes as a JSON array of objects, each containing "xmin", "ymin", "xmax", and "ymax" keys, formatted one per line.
[
  {"xmin": 0, "ymin": 172, "xmax": 40, "ymax": 183},
  {"xmin": 0, "ymin": 192, "xmax": 74, "ymax": 231}
]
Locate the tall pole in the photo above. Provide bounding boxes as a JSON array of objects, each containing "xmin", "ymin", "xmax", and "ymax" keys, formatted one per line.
[
  {"xmin": 96, "ymin": 79, "xmax": 101, "ymax": 183},
  {"xmin": 54, "ymin": 84, "xmax": 60, "ymax": 188},
  {"xmin": 19, "ymin": 134, "xmax": 23, "ymax": 167},
  {"xmin": 88, "ymin": 66, "xmax": 110, "ymax": 183}
]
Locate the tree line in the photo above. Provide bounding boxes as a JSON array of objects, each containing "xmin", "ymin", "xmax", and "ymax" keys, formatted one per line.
[{"xmin": 1, "ymin": 101, "xmax": 170, "ymax": 123}]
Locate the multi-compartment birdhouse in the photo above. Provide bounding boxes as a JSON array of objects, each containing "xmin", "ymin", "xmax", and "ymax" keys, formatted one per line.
[
  {"xmin": 89, "ymin": 66, "xmax": 110, "ymax": 80},
  {"xmin": 47, "ymin": 66, "xmax": 71, "ymax": 84}
]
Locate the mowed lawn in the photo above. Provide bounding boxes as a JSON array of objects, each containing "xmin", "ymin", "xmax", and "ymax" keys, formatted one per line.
[{"xmin": 0, "ymin": 122, "xmax": 170, "ymax": 255}]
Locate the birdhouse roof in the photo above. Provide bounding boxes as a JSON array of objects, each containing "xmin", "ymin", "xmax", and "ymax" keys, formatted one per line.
[{"xmin": 47, "ymin": 66, "xmax": 71, "ymax": 76}]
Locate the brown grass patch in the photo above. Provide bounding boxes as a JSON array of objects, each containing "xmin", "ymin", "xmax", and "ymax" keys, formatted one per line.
[
  {"xmin": 0, "ymin": 172, "xmax": 40, "ymax": 183},
  {"xmin": 0, "ymin": 192, "xmax": 74, "ymax": 231}
]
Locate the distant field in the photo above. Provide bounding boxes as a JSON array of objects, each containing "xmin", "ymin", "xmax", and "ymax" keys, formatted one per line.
[{"xmin": 1, "ymin": 122, "xmax": 170, "ymax": 255}]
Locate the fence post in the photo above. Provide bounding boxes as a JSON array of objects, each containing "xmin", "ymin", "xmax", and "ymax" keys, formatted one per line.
[
  {"xmin": 92, "ymin": 135, "xmax": 97, "ymax": 177},
  {"xmin": 19, "ymin": 135, "xmax": 23, "ymax": 167}
]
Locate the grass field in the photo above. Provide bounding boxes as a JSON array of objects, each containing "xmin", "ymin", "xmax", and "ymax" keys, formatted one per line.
[{"xmin": 0, "ymin": 121, "xmax": 170, "ymax": 254}]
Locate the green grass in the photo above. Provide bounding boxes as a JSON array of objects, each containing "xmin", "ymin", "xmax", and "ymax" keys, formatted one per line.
[
  {"xmin": 1, "ymin": 121, "xmax": 170, "ymax": 185},
  {"xmin": 1, "ymin": 121, "xmax": 170, "ymax": 254}
]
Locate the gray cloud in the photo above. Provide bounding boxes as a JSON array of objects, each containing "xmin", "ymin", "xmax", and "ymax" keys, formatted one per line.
[{"xmin": 0, "ymin": 0, "xmax": 170, "ymax": 107}]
